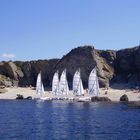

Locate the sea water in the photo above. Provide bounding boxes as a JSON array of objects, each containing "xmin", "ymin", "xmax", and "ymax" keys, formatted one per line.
[{"xmin": 0, "ymin": 100, "xmax": 140, "ymax": 140}]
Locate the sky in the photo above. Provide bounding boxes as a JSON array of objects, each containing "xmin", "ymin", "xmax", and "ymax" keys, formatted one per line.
[{"xmin": 0, "ymin": 0, "xmax": 140, "ymax": 61}]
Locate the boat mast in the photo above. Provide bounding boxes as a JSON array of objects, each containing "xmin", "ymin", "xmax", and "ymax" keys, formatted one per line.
[
  {"xmin": 65, "ymin": 69, "xmax": 67, "ymax": 96},
  {"xmin": 79, "ymin": 68, "xmax": 81, "ymax": 96},
  {"xmin": 57, "ymin": 70, "xmax": 59, "ymax": 96}
]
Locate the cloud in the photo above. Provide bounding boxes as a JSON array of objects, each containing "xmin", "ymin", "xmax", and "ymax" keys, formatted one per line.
[{"xmin": 1, "ymin": 53, "xmax": 16, "ymax": 59}]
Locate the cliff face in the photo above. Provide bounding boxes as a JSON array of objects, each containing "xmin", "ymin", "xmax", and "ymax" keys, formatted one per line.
[
  {"xmin": 0, "ymin": 45, "xmax": 140, "ymax": 88},
  {"xmin": 16, "ymin": 59, "xmax": 59, "ymax": 87},
  {"xmin": 0, "ymin": 59, "xmax": 59, "ymax": 87},
  {"xmin": 0, "ymin": 62, "xmax": 24, "ymax": 86},
  {"xmin": 52, "ymin": 46, "xmax": 115, "ymax": 88},
  {"xmin": 115, "ymin": 47, "xmax": 140, "ymax": 85}
]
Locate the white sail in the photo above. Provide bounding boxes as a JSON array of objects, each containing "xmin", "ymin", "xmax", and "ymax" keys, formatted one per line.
[
  {"xmin": 36, "ymin": 72, "xmax": 45, "ymax": 98},
  {"xmin": 73, "ymin": 69, "xmax": 84, "ymax": 96},
  {"xmin": 88, "ymin": 68, "xmax": 99, "ymax": 96},
  {"xmin": 59, "ymin": 69, "xmax": 69, "ymax": 95},
  {"xmin": 52, "ymin": 71, "xmax": 59, "ymax": 95}
]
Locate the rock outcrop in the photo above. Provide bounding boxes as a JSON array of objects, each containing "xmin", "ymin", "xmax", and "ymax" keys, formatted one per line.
[
  {"xmin": 16, "ymin": 94, "xmax": 24, "ymax": 100},
  {"xmin": 0, "ymin": 59, "xmax": 59, "ymax": 87},
  {"xmin": 52, "ymin": 46, "xmax": 114, "ymax": 88},
  {"xmin": 0, "ymin": 45, "xmax": 140, "ymax": 88},
  {"xmin": 15, "ymin": 59, "xmax": 59, "ymax": 87},
  {"xmin": 91, "ymin": 96, "xmax": 111, "ymax": 102},
  {"xmin": 115, "ymin": 46, "xmax": 140, "ymax": 86},
  {"xmin": 0, "ymin": 62, "xmax": 24, "ymax": 86},
  {"xmin": 120, "ymin": 94, "xmax": 129, "ymax": 102}
]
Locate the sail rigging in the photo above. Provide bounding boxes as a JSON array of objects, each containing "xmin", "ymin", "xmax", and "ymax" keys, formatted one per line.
[
  {"xmin": 73, "ymin": 69, "xmax": 84, "ymax": 96},
  {"xmin": 52, "ymin": 71, "xmax": 59, "ymax": 95},
  {"xmin": 88, "ymin": 68, "xmax": 99, "ymax": 96},
  {"xmin": 36, "ymin": 71, "xmax": 45, "ymax": 98},
  {"xmin": 59, "ymin": 69, "xmax": 69, "ymax": 95}
]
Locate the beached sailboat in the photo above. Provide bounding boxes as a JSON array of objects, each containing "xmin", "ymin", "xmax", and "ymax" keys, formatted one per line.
[
  {"xmin": 88, "ymin": 68, "xmax": 99, "ymax": 96},
  {"xmin": 59, "ymin": 69, "xmax": 69, "ymax": 95},
  {"xmin": 52, "ymin": 70, "xmax": 59, "ymax": 95},
  {"xmin": 73, "ymin": 69, "xmax": 84, "ymax": 96},
  {"xmin": 36, "ymin": 71, "xmax": 45, "ymax": 99}
]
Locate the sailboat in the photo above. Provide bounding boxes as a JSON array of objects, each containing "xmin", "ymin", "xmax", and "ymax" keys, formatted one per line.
[
  {"xmin": 73, "ymin": 69, "xmax": 84, "ymax": 96},
  {"xmin": 59, "ymin": 69, "xmax": 69, "ymax": 95},
  {"xmin": 52, "ymin": 70, "xmax": 59, "ymax": 95},
  {"xmin": 36, "ymin": 71, "xmax": 45, "ymax": 99},
  {"xmin": 88, "ymin": 67, "xmax": 99, "ymax": 96}
]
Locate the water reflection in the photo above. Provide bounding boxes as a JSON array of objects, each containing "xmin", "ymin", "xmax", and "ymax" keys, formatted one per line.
[{"xmin": 0, "ymin": 100, "xmax": 140, "ymax": 140}]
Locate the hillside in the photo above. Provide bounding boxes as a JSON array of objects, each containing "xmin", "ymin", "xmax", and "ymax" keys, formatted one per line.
[{"xmin": 0, "ymin": 45, "xmax": 140, "ymax": 88}]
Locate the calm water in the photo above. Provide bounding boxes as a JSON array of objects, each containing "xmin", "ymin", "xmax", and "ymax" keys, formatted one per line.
[{"xmin": 0, "ymin": 100, "xmax": 140, "ymax": 140}]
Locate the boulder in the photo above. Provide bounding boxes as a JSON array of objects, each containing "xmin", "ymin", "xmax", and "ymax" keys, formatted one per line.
[
  {"xmin": 16, "ymin": 94, "xmax": 24, "ymax": 100},
  {"xmin": 120, "ymin": 94, "xmax": 129, "ymax": 102},
  {"xmin": 91, "ymin": 96, "xmax": 111, "ymax": 102},
  {"xmin": 26, "ymin": 96, "xmax": 32, "ymax": 100}
]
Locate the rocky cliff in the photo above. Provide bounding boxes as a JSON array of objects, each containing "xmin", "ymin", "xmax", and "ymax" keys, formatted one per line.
[
  {"xmin": 0, "ymin": 45, "xmax": 140, "ymax": 88},
  {"xmin": 115, "ymin": 46, "xmax": 140, "ymax": 86},
  {"xmin": 52, "ymin": 46, "xmax": 115, "ymax": 88},
  {"xmin": 0, "ymin": 59, "xmax": 59, "ymax": 87}
]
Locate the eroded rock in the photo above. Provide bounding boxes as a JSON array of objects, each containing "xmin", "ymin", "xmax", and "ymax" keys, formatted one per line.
[
  {"xmin": 120, "ymin": 94, "xmax": 129, "ymax": 102},
  {"xmin": 91, "ymin": 96, "xmax": 111, "ymax": 102}
]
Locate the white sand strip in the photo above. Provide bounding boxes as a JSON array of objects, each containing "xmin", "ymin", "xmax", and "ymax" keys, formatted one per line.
[{"xmin": 0, "ymin": 87, "xmax": 140, "ymax": 101}]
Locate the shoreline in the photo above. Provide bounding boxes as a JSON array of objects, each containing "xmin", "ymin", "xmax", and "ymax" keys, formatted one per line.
[{"xmin": 0, "ymin": 86, "xmax": 140, "ymax": 102}]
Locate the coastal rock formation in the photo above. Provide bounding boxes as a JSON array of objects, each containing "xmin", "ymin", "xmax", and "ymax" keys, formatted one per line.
[
  {"xmin": 115, "ymin": 46, "xmax": 140, "ymax": 86},
  {"xmin": 98, "ymin": 50, "xmax": 116, "ymax": 67},
  {"xmin": 16, "ymin": 94, "xmax": 24, "ymax": 100},
  {"xmin": 0, "ymin": 59, "xmax": 59, "ymax": 87},
  {"xmin": 52, "ymin": 46, "xmax": 115, "ymax": 88},
  {"xmin": 0, "ymin": 62, "xmax": 23, "ymax": 80},
  {"xmin": 0, "ymin": 74, "xmax": 12, "ymax": 87},
  {"xmin": 91, "ymin": 96, "xmax": 111, "ymax": 102},
  {"xmin": 26, "ymin": 96, "xmax": 32, "ymax": 100},
  {"xmin": 120, "ymin": 94, "xmax": 129, "ymax": 102},
  {"xmin": 0, "ymin": 62, "xmax": 24, "ymax": 86},
  {"xmin": 15, "ymin": 59, "xmax": 59, "ymax": 87},
  {"xmin": 1, "ymin": 45, "xmax": 140, "ymax": 88}
]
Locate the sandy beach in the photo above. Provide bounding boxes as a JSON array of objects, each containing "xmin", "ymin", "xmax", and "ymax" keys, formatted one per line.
[{"xmin": 0, "ymin": 86, "xmax": 140, "ymax": 102}]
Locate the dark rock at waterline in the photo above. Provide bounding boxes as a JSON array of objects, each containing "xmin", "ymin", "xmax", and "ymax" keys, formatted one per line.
[
  {"xmin": 16, "ymin": 94, "xmax": 24, "ymax": 100},
  {"xmin": 26, "ymin": 96, "xmax": 32, "ymax": 100},
  {"xmin": 91, "ymin": 96, "xmax": 111, "ymax": 102},
  {"xmin": 120, "ymin": 94, "xmax": 129, "ymax": 102}
]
